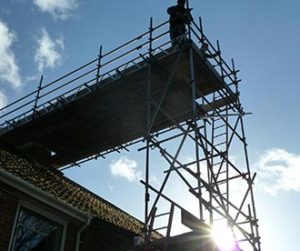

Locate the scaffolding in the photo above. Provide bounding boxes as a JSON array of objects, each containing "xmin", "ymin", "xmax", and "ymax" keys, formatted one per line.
[
  {"xmin": 138, "ymin": 19, "xmax": 261, "ymax": 251},
  {"xmin": 0, "ymin": 14, "xmax": 261, "ymax": 251}
]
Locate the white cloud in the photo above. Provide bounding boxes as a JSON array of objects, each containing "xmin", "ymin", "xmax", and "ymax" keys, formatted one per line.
[
  {"xmin": 33, "ymin": 0, "xmax": 78, "ymax": 19},
  {"xmin": 35, "ymin": 28, "xmax": 64, "ymax": 72},
  {"xmin": 0, "ymin": 91, "xmax": 7, "ymax": 109},
  {"xmin": 25, "ymin": 74, "xmax": 40, "ymax": 84},
  {"xmin": 0, "ymin": 20, "xmax": 21, "ymax": 88},
  {"xmin": 255, "ymin": 148, "xmax": 300, "ymax": 195},
  {"xmin": 110, "ymin": 157, "xmax": 141, "ymax": 182}
]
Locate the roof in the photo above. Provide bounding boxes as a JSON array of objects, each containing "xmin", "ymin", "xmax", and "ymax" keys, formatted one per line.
[{"xmin": 0, "ymin": 148, "xmax": 145, "ymax": 235}]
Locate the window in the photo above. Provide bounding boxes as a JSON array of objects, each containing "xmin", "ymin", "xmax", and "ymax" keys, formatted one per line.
[{"xmin": 10, "ymin": 207, "xmax": 63, "ymax": 251}]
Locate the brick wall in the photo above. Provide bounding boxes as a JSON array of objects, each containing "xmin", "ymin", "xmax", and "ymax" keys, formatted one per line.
[
  {"xmin": 80, "ymin": 219, "xmax": 135, "ymax": 251},
  {"xmin": 0, "ymin": 182, "xmax": 82, "ymax": 251},
  {"xmin": 64, "ymin": 221, "xmax": 81, "ymax": 251},
  {"xmin": 0, "ymin": 185, "xmax": 18, "ymax": 251},
  {"xmin": 0, "ymin": 182, "xmax": 137, "ymax": 251}
]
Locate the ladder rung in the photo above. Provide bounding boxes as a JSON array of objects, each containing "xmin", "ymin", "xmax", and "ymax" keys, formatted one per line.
[
  {"xmin": 215, "ymin": 174, "xmax": 245, "ymax": 185},
  {"xmin": 154, "ymin": 226, "xmax": 168, "ymax": 231},
  {"xmin": 213, "ymin": 132, "xmax": 227, "ymax": 139},
  {"xmin": 215, "ymin": 141, "xmax": 227, "ymax": 147},
  {"xmin": 213, "ymin": 117, "xmax": 222, "ymax": 122},
  {"xmin": 155, "ymin": 212, "xmax": 170, "ymax": 218},
  {"xmin": 214, "ymin": 124, "xmax": 226, "ymax": 129}
]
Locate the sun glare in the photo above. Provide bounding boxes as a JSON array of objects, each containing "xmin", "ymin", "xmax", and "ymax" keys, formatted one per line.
[{"xmin": 211, "ymin": 224, "xmax": 237, "ymax": 251}]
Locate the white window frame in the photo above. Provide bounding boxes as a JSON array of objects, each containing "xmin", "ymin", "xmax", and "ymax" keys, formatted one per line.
[{"xmin": 8, "ymin": 200, "xmax": 67, "ymax": 251}]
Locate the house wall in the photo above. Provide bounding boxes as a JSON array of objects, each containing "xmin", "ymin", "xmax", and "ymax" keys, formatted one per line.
[
  {"xmin": 0, "ymin": 182, "xmax": 81, "ymax": 251},
  {"xmin": 80, "ymin": 219, "xmax": 135, "ymax": 251},
  {"xmin": 65, "ymin": 221, "xmax": 82, "ymax": 251},
  {"xmin": 0, "ymin": 182, "xmax": 137, "ymax": 251},
  {"xmin": 0, "ymin": 185, "xmax": 18, "ymax": 251}
]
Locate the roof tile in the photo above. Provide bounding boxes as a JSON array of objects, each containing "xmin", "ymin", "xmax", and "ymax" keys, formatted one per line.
[{"xmin": 0, "ymin": 150, "xmax": 145, "ymax": 235}]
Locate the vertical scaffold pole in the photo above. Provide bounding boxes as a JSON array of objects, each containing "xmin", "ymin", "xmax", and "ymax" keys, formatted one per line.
[
  {"xmin": 144, "ymin": 17, "xmax": 153, "ymax": 239},
  {"xmin": 187, "ymin": 18, "xmax": 203, "ymax": 221},
  {"xmin": 96, "ymin": 46, "xmax": 103, "ymax": 82},
  {"xmin": 240, "ymin": 116, "xmax": 261, "ymax": 251},
  {"xmin": 186, "ymin": 0, "xmax": 192, "ymax": 41},
  {"xmin": 199, "ymin": 17, "xmax": 204, "ymax": 44},
  {"xmin": 217, "ymin": 40, "xmax": 224, "ymax": 80},
  {"xmin": 226, "ymin": 102, "xmax": 230, "ymax": 215},
  {"xmin": 231, "ymin": 58, "xmax": 240, "ymax": 106},
  {"xmin": 33, "ymin": 75, "xmax": 43, "ymax": 116}
]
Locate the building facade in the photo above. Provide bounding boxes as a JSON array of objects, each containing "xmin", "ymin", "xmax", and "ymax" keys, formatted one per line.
[{"xmin": 0, "ymin": 146, "xmax": 145, "ymax": 251}]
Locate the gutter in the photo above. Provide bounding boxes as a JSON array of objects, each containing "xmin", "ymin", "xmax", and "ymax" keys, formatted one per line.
[
  {"xmin": 76, "ymin": 215, "xmax": 92, "ymax": 251},
  {"xmin": 0, "ymin": 168, "xmax": 91, "ymax": 223}
]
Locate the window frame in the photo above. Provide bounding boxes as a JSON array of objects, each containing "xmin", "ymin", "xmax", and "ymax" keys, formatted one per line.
[{"xmin": 9, "ymin": 200, "xmax": 67, "ymax": 251}]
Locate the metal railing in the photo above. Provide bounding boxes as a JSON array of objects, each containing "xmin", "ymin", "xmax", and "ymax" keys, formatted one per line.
[{"xmin": 0, "ymin": 17, "xmax": 240, "ymax": 135}]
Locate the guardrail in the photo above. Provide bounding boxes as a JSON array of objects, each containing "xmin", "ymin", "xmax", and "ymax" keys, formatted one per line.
[{"xmin": 0, "ymin": 17, "xmax": 240, "ymax": 135}]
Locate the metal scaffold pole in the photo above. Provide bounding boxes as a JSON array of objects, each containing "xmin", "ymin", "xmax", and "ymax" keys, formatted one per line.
[
  {"xmin": 0, "ymin": 11, "xmax": 261, "ymax": 250},
  {"xmin": 32, "ymin": 75, "xmax": 44, "ymax": 117},
  {"xmin": 140, "ymin": 15, "xmax": 261, "ymax": 250},
  {"xmin": 144, "ymin": 17, "xmax": 154, "ymax": 240},
  {"xmin": 187, "ymin": 20, "xmax": 204, "ymax": 221}
]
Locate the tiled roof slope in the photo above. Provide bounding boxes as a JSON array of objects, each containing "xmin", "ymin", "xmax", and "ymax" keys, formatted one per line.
[{"xmin": 0, "ymin": 149, "xmax": 145, "ymax": 235}]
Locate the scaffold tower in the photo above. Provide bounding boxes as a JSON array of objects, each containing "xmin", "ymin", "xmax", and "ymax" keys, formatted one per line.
[{"xmin": 0, "ymin": 12, "xmax": 261, "ymax": 251}]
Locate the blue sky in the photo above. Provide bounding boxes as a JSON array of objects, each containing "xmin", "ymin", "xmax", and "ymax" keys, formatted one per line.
[{"xmin": 0, "ymin": 0, "xmax": 300, "ymax": 250}]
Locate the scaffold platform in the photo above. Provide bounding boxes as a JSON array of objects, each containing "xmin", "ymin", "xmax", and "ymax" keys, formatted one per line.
[{"xmin": 0, "ymin": 20, "xmax": 238, "ymax": 168}]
